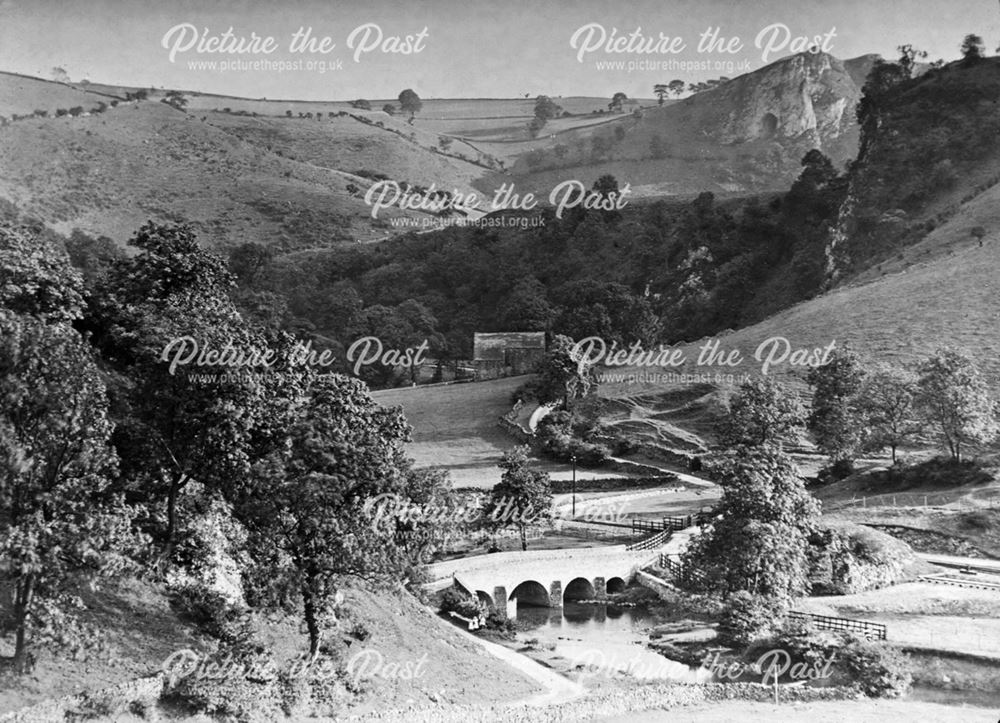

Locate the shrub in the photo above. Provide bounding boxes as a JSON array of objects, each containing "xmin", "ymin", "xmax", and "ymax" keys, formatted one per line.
[
  {"xmin": 840, "ymin": 637, "xmax": 913, "ymax": 697},
  {"xmin": 170, "ymin": 582, "xmax": 255, "ymax": 646},
  {"xmin": 716, "ymin": 591, "xmax": 787, "ymax": 647},
  {"xmin": 535, "ymin": 411, "xmax": 610, "ymax": 467},
  {"xmin": 439, "ymin": 587, "xmax": 484, "ymax": 619}
]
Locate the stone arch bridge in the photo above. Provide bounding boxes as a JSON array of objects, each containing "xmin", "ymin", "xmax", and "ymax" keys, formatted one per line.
[{"xmin": 425, "ymin": 544, "xmax": 661, "ymax": 619}]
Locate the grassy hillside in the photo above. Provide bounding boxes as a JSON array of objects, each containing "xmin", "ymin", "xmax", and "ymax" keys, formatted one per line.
[
  {"xmin": 0, "ymin": 578, "xmax": 540, "ymax": 717},
  {"xmin": 0, "ymin": 73, "xmax": 122, "ymax": 118},
  {"xmin": 595, "ymin": 180, "xmax": 1000, "ymax": 455},
  {"xmin": 0, "ymin": 87, "xmax": 486, "ymax": 248}
]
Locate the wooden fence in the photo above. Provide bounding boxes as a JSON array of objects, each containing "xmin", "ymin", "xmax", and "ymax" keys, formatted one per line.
[
  {"xmin": 632, "ymin": 512, "xmax": 713, "ymax": 536},
  {"xmin": 787, "ymin": 611, "xmax": 887, "ymax": 641}
]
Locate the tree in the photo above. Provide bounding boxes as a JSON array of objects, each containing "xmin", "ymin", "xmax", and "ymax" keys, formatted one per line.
[
  {"xmin": 0, "ymin": 225, "xmax": 85, "ymax": 322},
  {"xmin": 917, "ymin": 349, "xmax": 998, "ymax": 461},
  {"xmin": 163, "ymin": 90, "xmax": 187, "ymax": 110},
  {"xmin": 860, "ymin": 365, "xmax": 919, "ymax": 464},
  {"xmin": 482, "ymin": 446, "xmax": 552, "ymax": 551},
  {"xmin": 609, "ymin": 91, "xmax": 628, "ymax": 112},
  {"xmin": 535, "ymin": 334, "xmax": 598, "ymax": 405},
  {"xmin": 236, "ymin": 373, "xmax": 414, "ymax": 655},
  {"xmin": 960, "ymin": 33, "xmax": 985, "ymax": 64},
  {"xmin": 382, "ymin": 103, "xmax": 396, "ymax": 115},
  {"xmin": 856, "ymin": 59, "xmax": 909, "ymax": 157},
  {"xmin": 653, "ymin": 84, "xmax": 668, "ymax": 105},
  {"xmin": 668, "ymin": 79, "xmax": 686, "ymax": 97},
  {"xmin": 806, "ymin": 348, "xmax": 868, "ymax": 465},
  {"xmin": 592, "ymin": 173, "xmax": 619, "ymax": 199},
  {"xmin": 86, "ymin": 223, "xmax": 278, "ymax": 552},
  {"xmin": 350, "ymin": 99, "xmax": 372, "ymax": 110},
  {"xmin": 683, "ymin": 448, "xmax": 820, "ymax": 603},
  {"xmin": 529, "ymin": 95, "xmax": 562, "ymax": 136},
  {"xmin": 533, "ymin": 95, "xmax": 562, "ymax": 122},
  {"xmin": 497, "ymin": 278, "xmax": 554, "ymax": 332},
  {"xmin": 398, "ymin": 89, "xmax": 422, "ymax": 122},
  {"xmin": 896, "ymin": 44, "xmax": 928, "ymax": 78},
  {"xmin": 0, "ymin": 313, "xmax": 138, "ymax": 672},
  {"xmin": 718, "ymin": 377, "xmax": 805, "ymax": 449}
]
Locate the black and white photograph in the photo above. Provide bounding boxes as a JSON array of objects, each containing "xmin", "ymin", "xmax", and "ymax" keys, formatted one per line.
[{"xmin": 1, "ymin": 1, "xmax": 1000, "ymax": 720}]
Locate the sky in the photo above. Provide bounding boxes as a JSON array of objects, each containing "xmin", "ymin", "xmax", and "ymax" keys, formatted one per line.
[{"xmin": 0, "ymin": 0, "xmax": 998, "ymax": 100}]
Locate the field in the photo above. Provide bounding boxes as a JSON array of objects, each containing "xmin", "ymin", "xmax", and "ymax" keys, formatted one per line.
[
  {"xmin": 0, "ymin": 73, "xmax": 122, "ymax": 118},
  {"xmin": 373, "ymin": 378, "xmax": 525, "ymax": 487}
]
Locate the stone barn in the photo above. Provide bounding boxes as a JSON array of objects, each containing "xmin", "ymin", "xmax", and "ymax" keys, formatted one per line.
[{"xmin": 472, "ymin": 332, "xmax": 546, "ymax": 380}]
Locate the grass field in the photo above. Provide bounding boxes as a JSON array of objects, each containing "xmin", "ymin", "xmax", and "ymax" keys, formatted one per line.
[{"xmin": 373, "ymin": 378, "xmax": 525, "ymax": 487}]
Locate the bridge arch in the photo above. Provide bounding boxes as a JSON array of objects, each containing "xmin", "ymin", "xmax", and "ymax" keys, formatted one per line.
[
  {"xmin": 606, "ymin": 576, "xmax": 626, "ymax": 594},
  {"xmin": 563, "ymin": 577, "xmax": 596, "ymax": 602},
  {"xmin": 475, "ymin": 590, "xmax": 494, "ymax": 609},
  {"xmin": 509, "ymin": 580, "xmax": 550, "ymax": 608}
]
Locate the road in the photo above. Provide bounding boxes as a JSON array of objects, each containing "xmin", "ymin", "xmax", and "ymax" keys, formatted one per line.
[{"xmin": 918, "ymin": 553, "xmax": 1000, "ymax": 574}]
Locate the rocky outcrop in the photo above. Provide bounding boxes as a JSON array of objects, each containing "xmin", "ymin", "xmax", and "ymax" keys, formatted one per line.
[{"xmin": 688, "ymin": 52, "xmax": 874, "ymax": 162}]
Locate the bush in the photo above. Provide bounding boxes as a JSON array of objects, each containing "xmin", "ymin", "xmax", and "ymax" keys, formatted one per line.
[
  {"xmin": 840, "ymin": 637, "xmax": 913, "ymax": 697},
  {"xmin": 170, "ymin": 582, "xmax": 255, "ymax": 646},
  {"xmin": 716, "ymin": 591, "xmax": 787, "ymax": 647},
  {"xmin": 535, "ymin": 411, "xmax": 610, "ymax": 467},
  {"xmin": 439, "ymin": 587, "xmax": 484, "ymax": 619},
  {"xmin": 162, "ymin": 649, "xmax": 284, "ymax": 723}
]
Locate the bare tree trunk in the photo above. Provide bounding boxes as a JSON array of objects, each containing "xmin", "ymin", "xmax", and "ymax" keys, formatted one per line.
[
  {"xmin": 12, "ymin": 574, "xmax": 34, "ymax": 673},
  {"xmin": 302, "ymin": 580, "xmax": 322, "ymax": 656},
  {"xmin": 163, "ymin": 472, "xmax": 187, "ymax": 559},
  {"xmin": 519, "ymin": 524, "xmax": 527, "ymax": 552}
]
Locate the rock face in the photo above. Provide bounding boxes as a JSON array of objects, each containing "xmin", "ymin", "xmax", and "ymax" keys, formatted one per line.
[{"xmin": 687, "ymin": 52, "xmax": 876, "ymax": 163}]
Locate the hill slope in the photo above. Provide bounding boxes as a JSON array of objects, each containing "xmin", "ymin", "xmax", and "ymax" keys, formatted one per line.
[{"xmin": 499, "ymin": 52, "xmax": 873, "ymax": 196}]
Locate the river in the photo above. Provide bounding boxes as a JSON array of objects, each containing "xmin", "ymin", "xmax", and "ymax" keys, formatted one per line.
[{"xmin": 513, "ymin": 600, "xmax": 711, "ymax": 685}]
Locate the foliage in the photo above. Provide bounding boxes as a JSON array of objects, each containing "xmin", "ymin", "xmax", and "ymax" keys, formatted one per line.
[
  {"xmin": 960, "ymin": 34, "xmax": 985, "ymax": 64},
  {"xmin": 234, "ymin": 372, "xmax": 413, "ymax": 655},
  {"xmin": 840, "ymin": 637, "xmax": 913, "ymax": 697},
  {"xmin": 534, "ymin": 410, "xmax": 610, "ymax": 467},
  {"xmin": 806, "ymin": 347, "xmax": 868, "ymax": 463},
  {"xmin": 717, "ymin": 377, "xmax": 805, "ymax": 449},
  {"xmin": 750, "ymin": 621, "xmax": 912, "ymax": 696},
  {"xmin": 716, "ymin": 591, "xmax": 786, "ymax": 647},
  {"xmin": 684, "ymin": 447, "xmax": 819, "ymax": 602},
  {"xmin": 916, "ymin": 348, "xmax": 998, "ymax": 461},
  {"xmin": 481, "ymin": 446, "xmax": 552, "ymax": 551},
  {"xmin": 842, "ymin": 55, "xmax": 1000, "ymax": 272},
  {"xmin": 439, "ymin": 587, "xmax": 484, "ymax": 619},
  {"xmin": 860, "ymin": 364, "xmax": 920, "ymax": 463},
  {"xmin": 234, "ymin": 175, "xmax": 843, "ymax": 357},
  {"xmin": 397, "ymin": 89, "xmax": 422, "ymax": 120},
  {"xmin": 527, "ymin": 334, "xmax": 598, "ymax": 406},
  {"xmin": 85, "ymin": 223, "xmax": 283, "ymax": 550},
  {"xmin": 0, "ymin": 224, "xmax": 85, "ymax": 322},
  {"xmin": 0, "ymin": 312, "xmax": 139, "ymax": 672}
]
